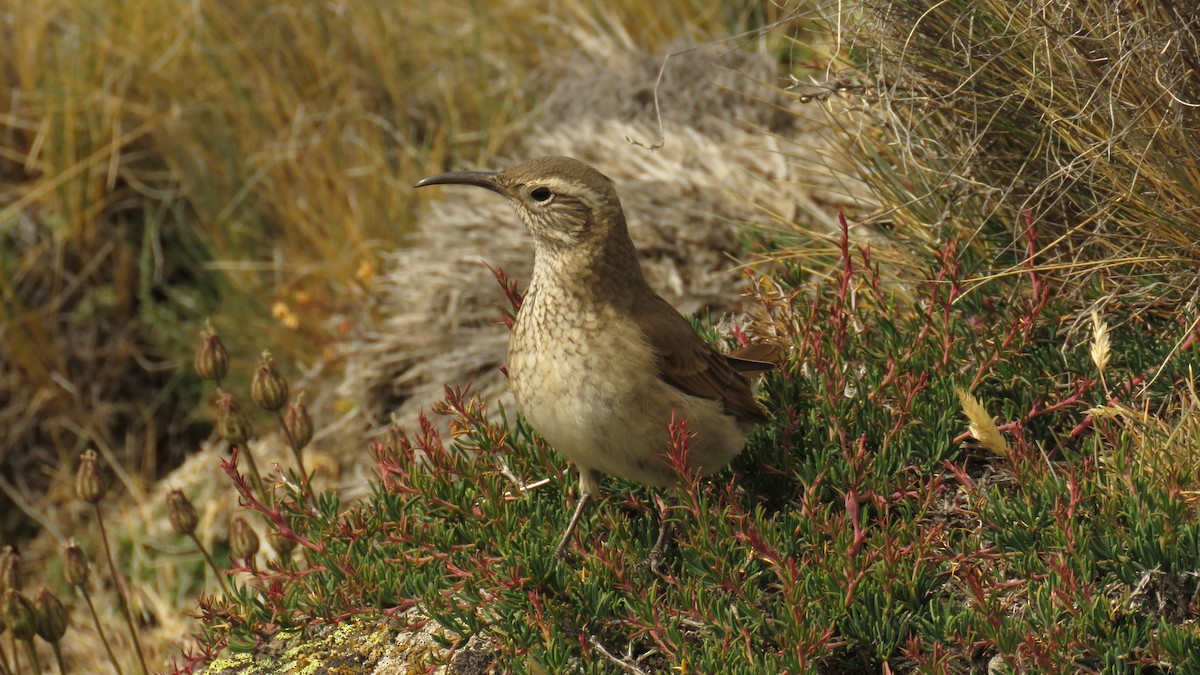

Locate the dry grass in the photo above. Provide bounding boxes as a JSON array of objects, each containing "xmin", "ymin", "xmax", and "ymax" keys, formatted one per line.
[
  {"xmin": 813, "ymin": 0, "xmax": 1200, "ymax": 294},
  {"xmin": 1091, "ymin": 371, "xmax": 1200, "ymax": 505}
]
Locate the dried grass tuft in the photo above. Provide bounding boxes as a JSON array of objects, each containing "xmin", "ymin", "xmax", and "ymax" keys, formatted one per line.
[
  {"xmin": 956, "ymin": 386, "xmax": 1011, "ymax": 456},
  {"xmin": 826, "ymin": 0, "xmax": 1200, "ymax": 293},
  {"xmin": 1092, "ymin": 373, "xmax": 1200, "ymax": 505},
  {"xmin": 1090, "ymin": 309, "xmax": 1111, "ymax": 376}
]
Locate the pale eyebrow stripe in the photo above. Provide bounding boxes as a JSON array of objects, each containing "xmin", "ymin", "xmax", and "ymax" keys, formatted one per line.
[{"xmin": 535, "ymin": 177, "xmax": 603, "ymax": 206}]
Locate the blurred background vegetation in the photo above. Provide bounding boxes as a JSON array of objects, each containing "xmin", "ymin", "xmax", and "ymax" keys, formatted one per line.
[{"xmin": 0, "ymin": 0, "xmax": 796, "ymax": 539}]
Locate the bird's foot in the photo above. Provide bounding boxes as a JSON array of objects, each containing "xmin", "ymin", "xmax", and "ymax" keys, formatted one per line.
[
  {"xmin": 645, "ymin": 544, "xmax": 667, "ymax": 575},
  {"xmin": 553, "ymin": 539, "xmax": 572, "ymax": 561},
  {"xmin": 643, "ymin": 513, "xmax": 674, "ymax": 574}
]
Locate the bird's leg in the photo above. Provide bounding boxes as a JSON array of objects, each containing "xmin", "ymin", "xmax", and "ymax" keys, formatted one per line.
[
  {"xmin": 555, "ymin": 468, "xmax": 601, "ymax": 559},
  {"xmin": 647, "ymin": 489, "xmax": 677, "ymax": 573},
  {"xmin": 554, "ymin": 495, "xmax": 591, "ymax": 559}
]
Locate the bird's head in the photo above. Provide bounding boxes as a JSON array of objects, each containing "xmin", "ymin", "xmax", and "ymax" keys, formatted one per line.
[{"xmin": 415, "ymin": 156, "xmax": 628, "ymax": 254}]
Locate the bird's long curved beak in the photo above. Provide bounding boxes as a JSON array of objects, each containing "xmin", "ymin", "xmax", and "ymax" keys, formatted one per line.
[{"xmin": 414, "ymin": 170, "xmax": 503, "ymax": 194}]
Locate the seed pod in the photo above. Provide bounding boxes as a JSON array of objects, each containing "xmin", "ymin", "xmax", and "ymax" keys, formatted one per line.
[
  {"xmin": 229, "ymin": 516, "xmax": 260, "ymax": 561},
  {"xmin": 284, "ymin": 396, "xmax": 313, "ymax": 450},
  {"xmin": 63, "ymin": 542, "xmax": 89, "ymax": 587},
  {"xmin": 75, "ymin": 449, "xmax": 108, "ymax": 504},
  {"xmin": 269, "ymin": 530, "xmax": 297, "ymax": 557},
  {"xmin": 3, "ymin": 589, "xmax": 36, "ymax": 641},
  {"xmin": 194, "ymin": 322, "xmax": 230, "ymax": 382},
  {"xmin": 33, "ymin": 587, "xmax": 68, "ymax": 642},
  {"xmin": 251, "ymin": 350, "xmax": 288, "ymax": 412},
  {"xmin": 167, "ymin": 489, "xmax": 199, "ymax": 536},
  {"xmin": 215, "ymin": 390, "xmax": 254, "ymax": 445}
]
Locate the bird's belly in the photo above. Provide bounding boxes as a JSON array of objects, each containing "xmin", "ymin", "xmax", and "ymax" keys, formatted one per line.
[{"xmin": 509, "ymin": 314, "xmax": 745, "ymax": 487}]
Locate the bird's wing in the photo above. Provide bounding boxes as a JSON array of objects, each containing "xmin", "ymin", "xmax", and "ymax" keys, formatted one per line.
[
  {"xmin": 629, "ymin": 293, "xmax": 770, "ymax": 426},
  {"xmin": 725, "ymin": 342, "xmax": 781, "ymax": 373}
]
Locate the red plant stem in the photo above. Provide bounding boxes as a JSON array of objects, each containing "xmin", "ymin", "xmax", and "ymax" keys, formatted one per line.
[{"xmin": 220, "ymin": 452, "xmax": 326, "ymax": 554}]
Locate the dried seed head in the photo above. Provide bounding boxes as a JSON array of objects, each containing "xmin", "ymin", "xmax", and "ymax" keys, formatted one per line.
[
  {"xmin": 167, "ymin": 489, "xmax": 199, "ymax": 536},
  {"xmin": 269, "ymin": 531, "xmax": 297, "ymax": 557},
  {"xmin": 63, "ymin": 542, "xmax": 89, "ymax": 587},
  {"xmin": 3, "ymin": 589, "xmax": 36, "ymax": 641},
  {"xmin": 194, "ymin": 321, "xmax": 230, "ymax": 382},
  {"xmin": 33, "ymin": 587, "xmax": 68, "ymax": 642},
  {"xmin": 251, "ymin": 350, "xmax": 289, "ymax": 412},
  {"xmin": 284, "ymin": 396, "xmax": 314, "ymax": 450},
  {"xmin": 229, "ymin": 516, "xmax": 260, "ymax": 561},
  {"xmin": 215, "ymin": 390, "xmax": 254, "ymax": 445},
  {"xmin": 955, "ymin": 387, "xmax": 1011, "ymax": 456},
  {"xmin": 75, "ymin": 449, "xmax": 108, "ymax": 504},
  {"xmin": 0, "ymin": 546, "xmax": 19, "ymax": 593},
  {"xmin": 1090, "ymin": 309, "xmax": 1111, "ymax": 375}
]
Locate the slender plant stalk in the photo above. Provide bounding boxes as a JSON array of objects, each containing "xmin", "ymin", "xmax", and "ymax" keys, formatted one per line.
[
  {"xmin": 0, "ymin": 637, "xmax": 12, "ymax": 675},
  {"xmin": 238, "ymin": 445, "xmax": 267, "ymax": 501},
  {"xmin": 80, "ymin": 589, "xmax": 124, "ymax": 675},
  {"xmin": 92, "ymin": 505, "xmax": 149, "ymax": 675},
  {"xmin": 50, "ymin": 641, "xmax": 67, "ymax": 675},
  {"xmin": 188, "ymin": 533, "xmax": 230, "ymax": 595},
  {"xmin": 20, "ymin": 639, "xmax": 40, "ymax": 675},
  {"xmin": 275, "ymin": 411, "xmax": 312, "ymax": 504},
  {"xmin": 210, "ymin": 375, "xmax": 263, "ymax": 500}
]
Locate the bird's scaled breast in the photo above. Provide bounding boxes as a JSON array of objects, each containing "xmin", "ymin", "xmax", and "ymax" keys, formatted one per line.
[
  {"xmin": 509, "ymin": 296, "xmax": 653, "ymax": 441},
  {"xmin": 507, "ymin": 290, "xmax": 745, "ymax": 487}
]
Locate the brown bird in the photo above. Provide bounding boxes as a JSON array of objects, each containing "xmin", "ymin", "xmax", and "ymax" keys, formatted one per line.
[{"xmin": 415, "ymin": 156, "xmax": 773, "ymax": 564}]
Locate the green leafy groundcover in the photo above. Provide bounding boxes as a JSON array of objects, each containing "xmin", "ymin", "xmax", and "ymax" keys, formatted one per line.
[{"xmin": 189, "ymin": 219, "xmax": 1200, "ymax": 673}]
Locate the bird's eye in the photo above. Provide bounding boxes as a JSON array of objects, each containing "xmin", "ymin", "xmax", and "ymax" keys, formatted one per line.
[{"xmin": 530, "ymin": 187, "xmax": 552, "ymax": 202}]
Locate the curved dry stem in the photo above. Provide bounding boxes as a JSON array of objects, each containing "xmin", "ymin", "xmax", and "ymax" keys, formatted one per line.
[
  {"xmin": 93, "ymin": 505, "xmax": 148, "ymax": 675},
  {"xmin": 0, "ymin": 636, "xmax": 12, "ymax": 675},
  {"xmin": 80, "ymin": 587, "xmax": 123, "ymax": 675},
  {"xmin": 274, "ymin": 410, "xmax": 313, "ymax": 505},
  {"xmin": 189, "ymin": 533, "xmax": 231, "ymax": 595},
  {"xmin": 51, "ymin": 641, "xmax": 67, "ymax": 675},
  {"xmin": 21, "ymin": 640, "xmax": 40, "ymax": 675},
  {"xmin": 237, "ymin": 444, "xmax": 268, "ymax": 501}
]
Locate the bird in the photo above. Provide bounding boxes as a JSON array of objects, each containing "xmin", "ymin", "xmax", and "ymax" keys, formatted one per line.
[{"xmin": 415, "ymin": 156, "xmax": 773, "ymax": 565}]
